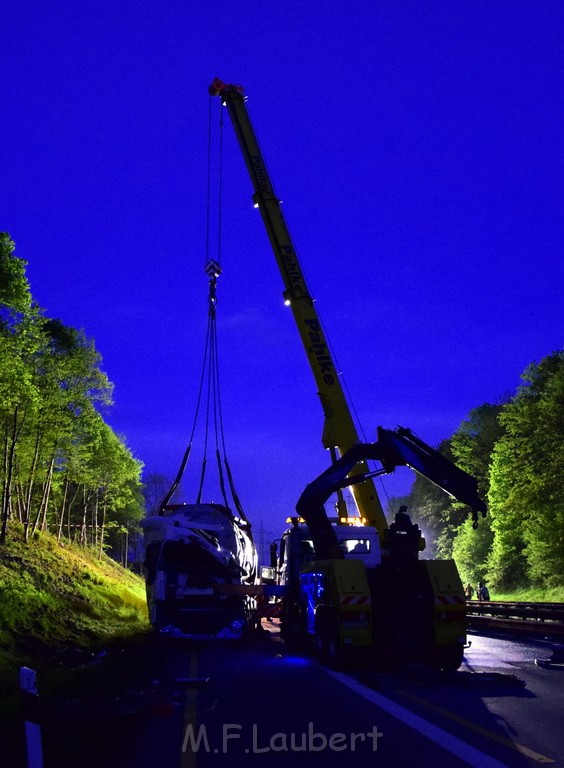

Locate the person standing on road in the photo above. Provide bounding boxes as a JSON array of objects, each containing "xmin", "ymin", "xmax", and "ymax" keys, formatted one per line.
[
  {"xmin": 464, "ymin": 583, "xmax": 474, "ymax": 600},
  {"xmin": 477, "ymin": 581, "xmax": 490, "ymax": 601}
]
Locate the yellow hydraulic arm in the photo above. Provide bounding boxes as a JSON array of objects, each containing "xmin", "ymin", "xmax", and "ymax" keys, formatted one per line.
[{"xmin": 209, "ymin": 79, "xmax": 387, "ymax": 537}]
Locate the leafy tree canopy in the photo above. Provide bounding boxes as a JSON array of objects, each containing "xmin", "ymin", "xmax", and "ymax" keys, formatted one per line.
[
  {"xmin": 487, "ymin": 351, "xmax": 564, "ymax": 589},
  {"xmin": 0, "ymin": 234, "xmax": 142, "ymax": 556},
  {"xmin": 0, "ymin": 233, "xmax": 32, "ymax": 319}
]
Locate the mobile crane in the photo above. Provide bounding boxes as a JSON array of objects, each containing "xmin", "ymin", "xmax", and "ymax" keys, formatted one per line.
[{"xmin": 210, "ymin": 79, "xmax": 486, "ymax": 669}]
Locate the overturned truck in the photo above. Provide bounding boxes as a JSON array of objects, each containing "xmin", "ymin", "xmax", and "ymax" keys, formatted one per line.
[{"xmin": 141, "ymin": 503, "xmax": 257, "ymax": 639}]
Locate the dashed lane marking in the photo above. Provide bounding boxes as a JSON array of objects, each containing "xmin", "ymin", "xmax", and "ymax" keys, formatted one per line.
[{"xmin": 180, "ymin": 651, "xmax": 199, "ymax": 768}]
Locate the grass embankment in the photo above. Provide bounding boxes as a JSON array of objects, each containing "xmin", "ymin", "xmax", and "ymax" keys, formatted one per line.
[
  {"xmin": 491, "ymin": 587, "xmax": 564, "ymax": 602},
  {"xmin": 0, "ymin": 524, "xmax": 150, "ymax": 708}
]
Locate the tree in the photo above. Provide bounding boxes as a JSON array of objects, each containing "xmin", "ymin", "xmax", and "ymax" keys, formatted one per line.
[
  {"xmin": 487, "ymin": 352, "xmax": 564, "ymax": 589},
  {"xmin": 86, "ymin": 421, "xmax": 143, "ymax": 559},
  {"xmin": 450, "ymin": 403, "xmax": 506, "ymax": 498},
  {"xmin": 0, "ymin": 233, "xmax": 31, "ymax": 320},
  {"xmin": 450, "ymin": 403, "xmax": 505, "ymax": 582},
  {"xmin": 0, "ymin": 319, "xmax": 43, "ymax": 543},
  {"xmin": 3, "ymin": 317, "xmax": 114, "ymax": 542},
  {"xmin": 452, "ymin": 515, "xmax": 494, "ymax": 586},
  {"xmin": 142, "ymin": 472, "xmax": 173, "ymax": 515},
  {"xmin": 0, "ymin": 234, "xmax": 142, "ymax": 556},
  {"xmin": 403, "ymin": 440, "xmax": 468, "ymax": 559}
]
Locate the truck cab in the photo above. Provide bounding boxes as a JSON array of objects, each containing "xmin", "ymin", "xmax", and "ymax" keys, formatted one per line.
[
  {"xmin": 276, "ymin": 518, "xmax": 381, "ymax": 589},
  {"xmin": 272, "ymin": 518, "xmax": 380, "ymax": 660}
]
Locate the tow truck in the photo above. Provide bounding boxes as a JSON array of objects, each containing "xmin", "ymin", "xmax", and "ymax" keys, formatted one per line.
[{"xmin": 210, "ymin": 79, "xmax": 486, "ymax": 669}]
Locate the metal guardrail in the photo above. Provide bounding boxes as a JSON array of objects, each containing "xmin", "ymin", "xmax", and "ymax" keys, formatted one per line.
[{"xmin": 466, "ymin": 601, "xmax": 564, "ymax": 640}]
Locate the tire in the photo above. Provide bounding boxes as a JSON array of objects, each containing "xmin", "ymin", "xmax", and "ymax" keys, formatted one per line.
[
  {"xmin": 436, "ymin": 643, "xmax": 464, "ymax": 672},
  {"xmin": 314, "ymin": 625, "xmax": 329, "ymax": 663},
  {"xmin": 326, "ymin": 634, "xmax": 341, "ymax": 667},
  {"xmin": 283, "ymin": 603, "xmax": 306, "ymax": 652},
  {"xmin": 314, "ymin": 611, "xmax": 341, "ymax": 667}
]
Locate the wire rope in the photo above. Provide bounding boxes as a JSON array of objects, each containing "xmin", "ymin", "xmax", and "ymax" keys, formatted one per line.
[{"xmin": 161, "ymin": 94, "xmax": 249, "ymax": 523}]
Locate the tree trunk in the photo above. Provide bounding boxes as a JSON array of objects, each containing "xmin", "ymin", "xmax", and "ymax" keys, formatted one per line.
[
  {"xmin": 14, "ymin": 482, "xmax": 25, "ymax": 523},
  {"xmin": 24, "ymin": 427, "xmax": 42, "ymax": 542},
  {"xmin": 57, "ymin": 476, "xmax": 69, "ymax": 543},
  {"xmin": 80, "ymin": 486, "xmax": 88, "ymax": 546},
  {"xmin": 0, "ymin": 407, "xmax": 19, "ymax": 545},
  {"xmin": 1, "ymin": 422, "xmax": 9, "ymax": 545},
  {"xmin": 93, "ymin": 496, "xmax": 99, "ymax": 550},
  {"xmin": 67, "ymin": 482, "xmax": 81, "ymax": 541},
  {"xmin": 98, "ymin": 498, "xmax": 107, "ymax": 559},
  {"xmin": 34, "ymin": 453, "xmax": 55, "ymax": 535}
]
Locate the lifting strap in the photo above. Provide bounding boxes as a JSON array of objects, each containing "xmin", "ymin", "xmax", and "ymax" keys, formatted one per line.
[{"xmin": 159, "ymin": 96, "xmax": 251, "ymax": 526}]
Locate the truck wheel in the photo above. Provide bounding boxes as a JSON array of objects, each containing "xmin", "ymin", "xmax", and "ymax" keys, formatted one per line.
[
  {"xmin": 326, "ymin": 634, "xmax": 341, "ymax": 667},
  {"xmin": 436, "ymin": 643, "xmax": 464, "ymax": 672},
  {"xmin": 284, "ymin": 603, "xmax": 306, "ymax": 651},
  {"xmin": 314, "ymin": 626, "xmax": 329, "ymax": 663},
  {"xmin": 314, "ymin": 614, "xmax": 340, "ymax": 667}
]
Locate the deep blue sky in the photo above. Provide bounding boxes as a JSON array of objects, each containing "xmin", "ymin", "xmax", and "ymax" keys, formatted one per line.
[{"xmin": 2, "ymin": 2, "xmax": 563, "ymax": 541}]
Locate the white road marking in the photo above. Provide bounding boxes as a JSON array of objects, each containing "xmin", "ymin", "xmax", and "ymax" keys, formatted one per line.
[{"xmin": 325, "ymin": 669, "xmax": 511, "ymax": 768}]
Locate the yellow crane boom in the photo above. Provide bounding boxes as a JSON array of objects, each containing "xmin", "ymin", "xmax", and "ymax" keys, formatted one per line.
[{"xmin": 209, "ymin": 78, "xmax": 387, "ymax": 537}]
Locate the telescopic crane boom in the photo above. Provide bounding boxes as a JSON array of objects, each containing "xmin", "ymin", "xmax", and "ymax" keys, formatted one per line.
[{"xmin": 209, "ymin": 78, "xmax": 386, "ymax": 536}]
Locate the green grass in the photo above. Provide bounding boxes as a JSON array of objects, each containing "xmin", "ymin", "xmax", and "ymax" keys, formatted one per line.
[
  {"xmin": 0, "ymin": 523, "xmax": 150, "ymax": 711},
  {"xmin": 491, "ymin": 586, "xmax": 564, "ymax": 602}
]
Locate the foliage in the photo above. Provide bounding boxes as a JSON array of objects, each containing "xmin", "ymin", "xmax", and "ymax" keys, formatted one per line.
[
  {"xmin": 405, "ymin": 440, "xmax": 467, "ymax": 559},
  {"xmin": 450, "ymin": 403, "xmax": 506, "ymax": 499},
  {"xmin": 451, "ymin": 514, "xmax": 494, "ymax": 586},
  {"xmin": 0, "ymin": 234, "xmax": 144, "ymax": 552},
  {"xmin": 449, "ymin": 402, "xmax": 505, "ymax": 582},
  {"xmin": 0, "ymin": 233, "xmax": 31, "ymax": 321},
  {"xmin": 399, "ymin": 359, "xmax": 564, "ymax": 593},
  {"xmin": 142, "ymin": 471, "xmax": 173, "ymax": 515},
  {"xmin": 487, "ymin": 352, "xmax": 564, "ymax": 590}
]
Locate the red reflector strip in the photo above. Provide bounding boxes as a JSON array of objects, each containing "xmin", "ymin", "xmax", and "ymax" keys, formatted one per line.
[
  {"xmin": 341, "ymin": 595, "xmax": 371, "ymax": 606},
  {"xmin": 435, "ymin": 596, "xmax": 465, "ymax": 605}
]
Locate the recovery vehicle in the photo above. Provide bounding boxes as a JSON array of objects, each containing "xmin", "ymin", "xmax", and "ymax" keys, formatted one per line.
[{"xmin": 209, "ymin": 79, "xmax": 486, "ymax": 669}]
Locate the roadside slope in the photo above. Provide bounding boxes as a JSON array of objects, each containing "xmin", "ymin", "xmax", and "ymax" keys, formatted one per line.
[{"xmin": 0, "ymin": 524, "xmax": 149, "ymax": 692}]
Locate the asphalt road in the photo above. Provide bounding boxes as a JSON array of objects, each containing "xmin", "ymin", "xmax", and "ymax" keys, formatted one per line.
[{"xmin": 24, "ymin": 627, "xmax": 564, "ymax": 768}]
